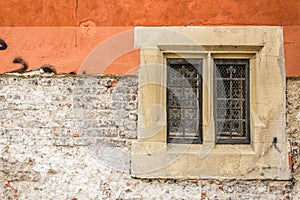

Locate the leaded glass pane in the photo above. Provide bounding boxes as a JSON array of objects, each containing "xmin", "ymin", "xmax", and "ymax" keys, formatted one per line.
[
  {"xmin": 214, "ymin": 59, "xmax": 250, "ymax": 144},
  {"xmin": 167, "ymin": 58, "xmax": 202, "ymax": 144}
]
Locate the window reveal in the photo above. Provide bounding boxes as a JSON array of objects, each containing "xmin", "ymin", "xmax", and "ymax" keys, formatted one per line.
[
  {"xmin": 166, "ymin": 58, "xmax": 202, "ymax": 144},
  {"xmin": 214, "ymin": 59, "xmax": 250, "ymax": 144}
]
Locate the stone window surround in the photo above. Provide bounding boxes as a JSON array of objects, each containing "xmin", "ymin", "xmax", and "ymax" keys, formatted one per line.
[{"xmin": 131, "ymin": 26, "xmax": 290, "ymax": 180}]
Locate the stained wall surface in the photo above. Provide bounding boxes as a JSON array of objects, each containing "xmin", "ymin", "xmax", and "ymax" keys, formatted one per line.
[
  {"xmin": 0, "ymin": 74, "xmax": 299, "ymax": 199},
  {"xmin": 0, "ymin": 1, "xmax": 300, "ymax": 199},
  {"xmin": 0, "ymin": 0, "xmax": 299, "ymax": 76}
]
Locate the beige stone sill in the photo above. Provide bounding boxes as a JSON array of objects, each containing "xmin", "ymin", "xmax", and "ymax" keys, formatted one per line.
[{"xmin": 166, "ymin": 143, "xmax": 256, "ymax": 155}]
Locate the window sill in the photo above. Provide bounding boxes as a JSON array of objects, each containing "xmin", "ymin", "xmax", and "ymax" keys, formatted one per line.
[{"xmin": 131, "ymin": 140, "xmax": 290, "ymax": 180}]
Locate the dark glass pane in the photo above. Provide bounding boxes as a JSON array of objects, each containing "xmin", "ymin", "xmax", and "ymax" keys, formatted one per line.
[
  {"xmin": 217, "ymin": 80, "xmax": 230, "ymax": 98},
  {"xmin": 167, "ymin": 58, "xmax": 202, "ymax": 144},
  {"xmin": 184, "ymin": 109, "xmax": 198, "ymax": 119},
  {"xmin": 169, "ymin": 119, "xmax": 183, "ymax": 133},
  {"xmin": 214, "ymin": 59, "xmax": 250, "ymax": 144}
]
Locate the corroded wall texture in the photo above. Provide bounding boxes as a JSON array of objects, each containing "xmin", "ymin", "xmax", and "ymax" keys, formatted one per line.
[{"xmin": 0, "ymin": 74, "xmax": 299, "ymax": 199}]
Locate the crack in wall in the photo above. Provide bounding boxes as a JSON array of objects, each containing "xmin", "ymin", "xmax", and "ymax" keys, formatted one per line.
[{"xmin": 75, "ymin": 0, "xmax": 79, "ymax": 47}]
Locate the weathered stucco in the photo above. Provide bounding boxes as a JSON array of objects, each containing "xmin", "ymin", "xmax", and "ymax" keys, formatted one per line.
[
  {"xmin": 0, "ymin": 73, "xmax": 299, "ymax": 199},
  {"xmin": 0, "ymin": 27, "xmax": 139, "ymax": 75},
  {"xmin": 0, "ymin": 0, "xmax": 299, "ymax": 26},
  {"xmin": 0, "ymin": 1, "xmax": 299, "ymax": 198},
  {"xmin": 0, "ymin": 1, "xmax": 299, "ymax": 76}
]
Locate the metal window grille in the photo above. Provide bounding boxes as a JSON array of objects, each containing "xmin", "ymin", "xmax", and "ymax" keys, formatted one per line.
[
  {"xmin": 167, "ymin": 58, "xmax": 202, "ymax": 144},
  {"xmin": 214, "ymin": 59, "xmax": 250, "ymax": 144}
]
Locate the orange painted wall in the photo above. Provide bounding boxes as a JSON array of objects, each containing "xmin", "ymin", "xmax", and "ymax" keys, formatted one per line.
[
  {"xmin": 0, "ymin": 0, "xmax": 299, "ymax": 76},
  {"xmin": 0, "ymin": 27, "xmax": 139, "ymax": 75}
]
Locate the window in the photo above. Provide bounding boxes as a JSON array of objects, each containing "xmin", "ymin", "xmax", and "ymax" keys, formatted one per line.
[
  {"xmin": 214, "ymin": 59, "xmax": 250, "ymax": 144},
  {"xmin": 167, "ymin": 58, "xmax": 202, "ymax": 144},
  {"xmin": 166, "ymin": 58, "xmax": 250, "ymax": 145},
  {"xmin": 132, "ymin": 26, "xmax": 290, "ymax": 180}
]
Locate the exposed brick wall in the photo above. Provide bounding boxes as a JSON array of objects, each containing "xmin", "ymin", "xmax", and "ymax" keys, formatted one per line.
[
  {"xmin": 0, "ymin": 74, "xmax": 138, "ymax": 199},
  {"xmin": 0, "ymin": 74, "xmax": 299, "ymax": 199},
  {"xmin": 287, "ymin": 78, "xmax": 300, "ymax": 178}
]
